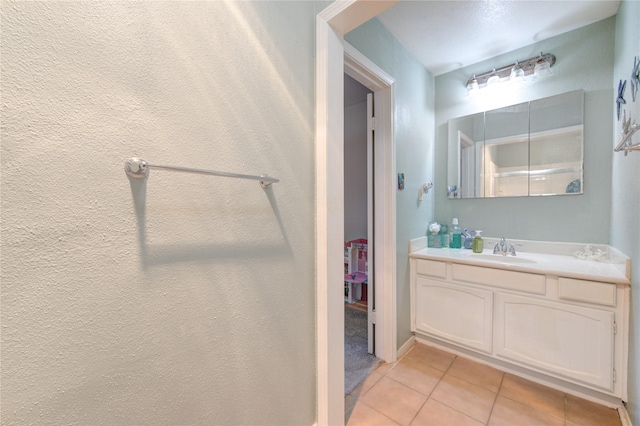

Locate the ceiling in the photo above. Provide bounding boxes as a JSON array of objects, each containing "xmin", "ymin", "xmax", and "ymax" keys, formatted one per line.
[{"xmin": 376, "ymin": 0, "xmax": 621, "ymax": 76}]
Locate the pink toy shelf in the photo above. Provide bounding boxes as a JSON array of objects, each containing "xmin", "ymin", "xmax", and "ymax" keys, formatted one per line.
[{"xmin": 344, "ymin": 239, "xmax": 368, "ymax": 303}]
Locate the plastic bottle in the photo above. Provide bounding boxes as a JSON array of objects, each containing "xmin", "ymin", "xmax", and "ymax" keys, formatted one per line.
[
  {"xmin": 449, "ymin": 218, "xmax": 462, "ymax": 249},
  {"xmin": 472, "ymin": 230, "xmax": 484, "ymax": 253}
]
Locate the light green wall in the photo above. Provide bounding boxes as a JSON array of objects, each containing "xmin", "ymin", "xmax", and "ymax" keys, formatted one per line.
[
  {"xmin": 345, "ymin": 19, "xmax": 435, "ymax": 350},
  {"xmin": 434, "ymin": 18, "xmax": 616, "ymax": 243},
  {"xmin": 1, "ymin": 2, "xmax": 322, "ymax": 424},
  {"xmin": 611, "ymin": 1, "xmax": 640, "ymax": 422}
]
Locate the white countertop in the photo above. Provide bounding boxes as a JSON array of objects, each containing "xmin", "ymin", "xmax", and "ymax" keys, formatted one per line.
[{"xmin": 410, "ymin": 241, "xmax": 630, "ymax": 285}]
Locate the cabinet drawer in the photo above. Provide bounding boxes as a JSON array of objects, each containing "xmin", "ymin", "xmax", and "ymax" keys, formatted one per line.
[
  {"xmin": 415, "ymin": 259, "xmax": 447, "ymax": 279},
  {"xmin": 558, "ymin": 278, "xmax": 616, "ymax": 307},
  {"xmin": 452, "ymin": 264, "xmax": 545, "ymax": 295}
]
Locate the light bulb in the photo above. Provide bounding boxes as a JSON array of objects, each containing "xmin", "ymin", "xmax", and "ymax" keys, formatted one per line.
[
  {"xmin": 534, "ymin": 55, "xmax": 553, "ymax": 79},
  {"xmin": 466, "ymin": 75, "xmax": 479, "ymax": 96},
  {"xmin": 510, "ymin": 61, "xmax": 525, "ymax": 83},
  {"xmin": 487, "ymin": 74, "xmax": 500, "ymax": 87}
]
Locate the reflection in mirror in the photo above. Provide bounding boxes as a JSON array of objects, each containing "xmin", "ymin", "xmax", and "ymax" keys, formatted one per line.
[
  {"xmin": 483, "ymin": 102, "xmax": 529, "ymax": 197},
  {"xmin": 447, "ymin": 113, "xmax": 483, "ymax": 198},
  {"xmin": 447, "ymin": 90, "xmax": 584, "ymax": 198}
]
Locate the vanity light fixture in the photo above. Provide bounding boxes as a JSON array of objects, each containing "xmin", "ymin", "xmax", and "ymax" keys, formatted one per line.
[{"xmin": 466, "ymin": 52, "xmax": 556, "ymax": 94}]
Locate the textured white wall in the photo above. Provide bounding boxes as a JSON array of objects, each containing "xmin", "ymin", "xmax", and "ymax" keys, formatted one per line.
[
  {"xmin": 434, "ymin": 18, "xmax": 616, "ymax": 243},
  {"xmin": 611, "ymin": 1, "xmax": 640, "ymax": 422},
  {"xmin": 345, "ymin": 20, "xmax": 436, "ymax": 349},
  {"xmin": 1, "ymin": 1, "xmax": 319, "ymax": 424}
]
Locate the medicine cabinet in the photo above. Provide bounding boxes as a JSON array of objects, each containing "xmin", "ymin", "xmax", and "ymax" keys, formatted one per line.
[{"xmin": 447, "ymin": 90, "xmax": 584, "ymax": 198}]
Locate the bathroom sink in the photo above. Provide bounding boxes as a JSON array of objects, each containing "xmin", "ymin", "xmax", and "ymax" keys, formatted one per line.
[{"xmin": 467, "ymin": 253, "xmax": 539, "ymax": 264}]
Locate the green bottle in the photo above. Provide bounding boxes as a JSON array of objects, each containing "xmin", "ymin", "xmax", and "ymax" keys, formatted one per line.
[{"xmin": 472, "ymin": 230, "xmax": 484, "ymax": 253}]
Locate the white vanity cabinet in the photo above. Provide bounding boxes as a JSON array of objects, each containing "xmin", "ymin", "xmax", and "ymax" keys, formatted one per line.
[{"xmin": 409, "ymin": 252, "xmax": 630, "ymax": 404}]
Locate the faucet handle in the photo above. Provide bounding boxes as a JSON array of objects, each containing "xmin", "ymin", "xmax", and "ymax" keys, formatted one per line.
[
  {"xmin": 493, "ymin": 242, "xmax": 501, "ymax": 254},
  {"xmin": 508, "ymin": 244, "xmax": 517, "ymax": 256}
]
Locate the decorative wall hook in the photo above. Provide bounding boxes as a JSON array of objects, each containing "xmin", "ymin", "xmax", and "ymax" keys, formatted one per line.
[
  {"xmin": 630, "ymin": 56, "xmax": 639, "ymax": 102},
  {"xmin": 614, "ymin": 110, "xmax": 640, "ymax": 155},
  {"xmin": 418, "ymin": 181, "xmax": 433, "ymax": 201},
  {"xmin": 616, "ymin": 79, "xmax": 627, "ymax": 121}
]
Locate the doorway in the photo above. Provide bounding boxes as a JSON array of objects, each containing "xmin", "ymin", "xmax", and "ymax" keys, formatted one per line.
[
  {"xmin": 342, "ymin": 40, "xmax": 395, "ymax": 394},
  {"xmin": 343, "ymin": 72, "xmax": 373, "ymax": 335},
  {"xmin": 343, "ymin": 74, "xmax": 376, "ymax": 395}
]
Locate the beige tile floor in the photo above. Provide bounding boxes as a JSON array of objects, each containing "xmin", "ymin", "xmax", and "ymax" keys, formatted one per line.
[{"xmin": 345, "ymin": 342, "xmax": 622, "ymax": 426}]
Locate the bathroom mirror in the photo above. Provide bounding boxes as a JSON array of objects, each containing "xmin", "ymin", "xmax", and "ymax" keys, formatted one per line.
[{"xmin": 448, "ymin": 90, "xmax": 584, "ymax": 198}]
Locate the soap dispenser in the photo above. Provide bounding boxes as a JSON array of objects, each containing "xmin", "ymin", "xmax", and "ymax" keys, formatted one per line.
[{"xmin": 472, "ymin": 230, "xmax": 484, "ymax": 253}]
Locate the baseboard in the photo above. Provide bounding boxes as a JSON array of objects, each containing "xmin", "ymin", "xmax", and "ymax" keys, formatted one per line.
[
  {"xmin": 618, "ymin": 404, "xmax": 632, "ymax": 426},
  {"xmin": 397, "ymin": 335, "xmax": 416, "ymax": 359}
]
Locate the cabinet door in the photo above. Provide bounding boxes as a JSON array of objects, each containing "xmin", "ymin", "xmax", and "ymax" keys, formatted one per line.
[
  {"xmin": 495, "ymin": 293, "xmax": 614, "ymax": 391},
  {"xmin": 415, "ymin": 277, "xmax": 493, "ymax": 354}
]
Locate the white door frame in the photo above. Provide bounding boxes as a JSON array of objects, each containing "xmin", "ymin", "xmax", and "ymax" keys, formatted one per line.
[
  {"xmin": 366, "ymin": 91, "xmax": 374, "ymax": 355},
  {"xmin": 316, "ymin": 2, "xmax": 398, "ymax": 424}
]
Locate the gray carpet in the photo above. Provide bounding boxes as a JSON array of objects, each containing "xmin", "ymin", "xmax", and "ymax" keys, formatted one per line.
[{"xmin": 345, "ymin": 306, "xmax": 381, "ymax": 395}]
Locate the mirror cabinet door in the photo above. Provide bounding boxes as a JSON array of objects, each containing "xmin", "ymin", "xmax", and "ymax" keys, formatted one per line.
[{"xmin": 529, "ymin": 90, "xmax": 584, "ymax": 196}]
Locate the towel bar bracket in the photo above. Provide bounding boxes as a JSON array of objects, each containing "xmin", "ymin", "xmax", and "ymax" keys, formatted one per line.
[{"xmin": 125, "ymin": 157, "xmax": 150, "ymax": 179}]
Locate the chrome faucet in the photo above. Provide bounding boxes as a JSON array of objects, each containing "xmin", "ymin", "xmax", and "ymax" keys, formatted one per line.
[{"xmin": 493, "ymin": 237, "xmax": 517, "ymax": 256}]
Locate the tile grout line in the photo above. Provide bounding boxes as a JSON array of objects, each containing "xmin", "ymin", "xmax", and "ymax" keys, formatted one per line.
[
  {"xmin": 356, "ymin": 398, "xmax": 401, "ymax": 426},
  {"xmin": 407, "ymin": 348, "xmax": 508, "ymax": 425},
  {"xmin": 413, "ymin": 346, "xmax": 567, "ymax": 424},
  {"xmin": 345, "ymin": 354, "xmax": 401, "ymax": 423},
  {"xmin": 349, "ymin": 345, "xmax": 418, "ymax": 425},
  {"xmin": 499, "ymin": 374, "xmax": 568, "ymax": 423},
  {"xmin": 430, "ymin": 359, "xmax": 502, "ymax": 425},
  {"xmin": 406, "ymin": 352, "xmax": 458, "ymax": 425},
  {"xmin": 485, "ymin": 372, "xmax": 506, "ymax": 425},
  {"xmin": 357, "ymin": 354, "xmax": 413, "ymax": 426},
  {"xmin": 491, "ymin": 379, "xmax": 569, "ymax": 424}
]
